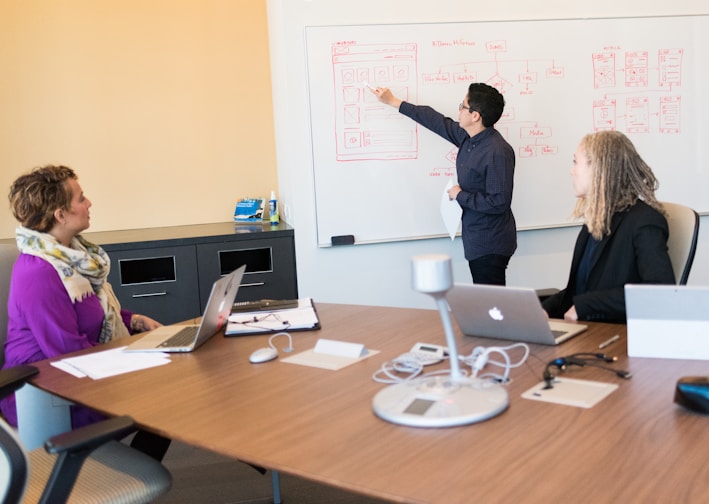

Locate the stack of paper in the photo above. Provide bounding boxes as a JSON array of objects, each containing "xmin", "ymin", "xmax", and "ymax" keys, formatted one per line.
[
  {"xmin": 226, "ymin": 297, "xmax": 320, "ymax": 336},
  {"xmin": 52, "ymin": 347, "xmax": 171, "ymax": 380}
]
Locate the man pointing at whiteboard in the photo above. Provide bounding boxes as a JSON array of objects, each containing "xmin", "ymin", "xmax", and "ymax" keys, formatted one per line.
[{"xmin": 372, "ymin": 83, "xmax": 517, "ymax": 285}]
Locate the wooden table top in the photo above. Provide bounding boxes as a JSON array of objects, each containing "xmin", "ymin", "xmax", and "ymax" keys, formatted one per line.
[{"xmin": 28, "ymin": 303, "xmax": 709, "ymax": 503}]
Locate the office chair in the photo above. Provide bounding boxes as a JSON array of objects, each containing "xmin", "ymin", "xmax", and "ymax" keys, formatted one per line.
[
  {"xmin": 661, "ymin": 201, "xmax": 700, "ymax": 285},
  {"xmin": 0, "ymin": 365, "xmax": 172, "ymax": 504},
  {"xmin": 0, "ymin": 244, "xmax": 19, "ymax": 369}
]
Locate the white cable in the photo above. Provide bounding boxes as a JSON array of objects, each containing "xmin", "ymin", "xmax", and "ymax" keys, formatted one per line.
[
  {"xmin": 372, "ymin": 353, "xmax": 426, "ymax": 384},
  {"xmin": 268, "ymin": 332, "xmax": 293, "ymax": 353},
  {"xmin": 373, "ymin": 342, "xmax": 529, "ymax": 384},
  {"xmin": 459, "ymin": 342, "xmax": 530, "ymax": 383},
  {"xmin": 372, "ymin": 353, "xmax": 470, "ymax": 384}
]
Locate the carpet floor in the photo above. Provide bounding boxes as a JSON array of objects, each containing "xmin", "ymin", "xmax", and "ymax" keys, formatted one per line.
[{"xmin": 153, "ymin": 440, "xmax": 391, "ymax": 504}]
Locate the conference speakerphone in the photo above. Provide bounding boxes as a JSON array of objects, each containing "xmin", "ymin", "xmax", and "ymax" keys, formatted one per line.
[{"xmin": 372, "ymin": 375, "xmax": 509, "ymax": 428}]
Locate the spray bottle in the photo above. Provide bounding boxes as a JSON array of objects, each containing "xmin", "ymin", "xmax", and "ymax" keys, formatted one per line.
[{"xmin": 269, "ymin": 190, "xmax": 280, "ymax": 225}]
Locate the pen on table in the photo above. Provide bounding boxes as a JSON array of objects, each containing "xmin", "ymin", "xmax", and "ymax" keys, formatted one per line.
[{"xmin": 598, "ymin": 334, "xmax": 620, "ymax": 349}]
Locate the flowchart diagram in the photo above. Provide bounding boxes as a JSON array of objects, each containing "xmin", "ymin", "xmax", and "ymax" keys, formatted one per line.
[
  {"xmin": 331, "ymin": 39, "xmax": 563, "ymax": 168},
  {"xmin": 331, "ymin": 39, "xmax": 685, "ymax": 174}
]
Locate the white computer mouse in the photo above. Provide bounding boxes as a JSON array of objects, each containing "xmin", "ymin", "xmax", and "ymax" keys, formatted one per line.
[{"xmin": 249, "ymin": 347, "xmax": 278, "ymax": 363}]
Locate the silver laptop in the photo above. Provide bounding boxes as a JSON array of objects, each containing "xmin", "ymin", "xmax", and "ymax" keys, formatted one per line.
[
  {"xmin": 625, "ymin": 284, "xmax": 709, "ymax": 359},
  {"xmin": 125, "ymin": 265, "xmax": 245, "ymax": 352},
  {"xmin": 446, "ymin": 283, "xmax": 587, "ymax": 345}
]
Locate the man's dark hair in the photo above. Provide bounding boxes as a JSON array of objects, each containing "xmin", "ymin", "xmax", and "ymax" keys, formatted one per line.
[{"xmin": 467, "ymin": 83, "xmax": 505, "ymax": 128}]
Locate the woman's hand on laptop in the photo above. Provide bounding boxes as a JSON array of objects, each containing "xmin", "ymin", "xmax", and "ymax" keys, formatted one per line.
[
  {"xmin": 131, "ymin": 314, "xmax": 163, "ymax": 333},
  {"xmin": 564, "ymin": 306, "xmax": 579, "ymax": 321}
]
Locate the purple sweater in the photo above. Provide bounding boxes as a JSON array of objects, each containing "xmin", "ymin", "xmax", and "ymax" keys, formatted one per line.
[{"xmin": 1, "ymin": 254, "xmax": 132, "ymax": 427}]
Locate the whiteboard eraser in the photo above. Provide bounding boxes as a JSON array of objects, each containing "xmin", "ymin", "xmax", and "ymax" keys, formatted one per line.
[{"xmin": 331, "ymin": 235, "xmax": 355, "ymax": 246}]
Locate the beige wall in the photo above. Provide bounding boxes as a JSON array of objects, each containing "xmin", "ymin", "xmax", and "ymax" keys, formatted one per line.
[{"xmin": 0, "ymin": 0, "xmax": 276, "ymax": 239}]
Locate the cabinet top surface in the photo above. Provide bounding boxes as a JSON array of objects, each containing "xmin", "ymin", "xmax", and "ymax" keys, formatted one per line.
[
  {"xmin": 80, "ymin": 221, "xmax": 294, "ymax": 250},
  {"xmin": 0, "ymin": 222, "xmax": 294, "ymax": 249}
]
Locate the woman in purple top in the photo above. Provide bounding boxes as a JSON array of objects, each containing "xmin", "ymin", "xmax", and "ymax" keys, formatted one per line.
[{"xmin": 1, "ymin": 165, "xmax": 170, "ymax": 459}]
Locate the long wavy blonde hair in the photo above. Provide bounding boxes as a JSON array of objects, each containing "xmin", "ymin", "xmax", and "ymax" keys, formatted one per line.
[{"xmin": 573, "ymin": 131, "xmax": 663, "ymax": 240}]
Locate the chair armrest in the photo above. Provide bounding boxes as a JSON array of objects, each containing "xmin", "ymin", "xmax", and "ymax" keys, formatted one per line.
[
  {"xmin": 0, "ymin": 365, "xmax": 39, "ymax": 399},
  {"xmin": 40, "ymin": 415, "xmax": 141, "ymax": 502},
  {"xmin": 44, "ymin": 415, "xmax": 137, "ymax": 455}
]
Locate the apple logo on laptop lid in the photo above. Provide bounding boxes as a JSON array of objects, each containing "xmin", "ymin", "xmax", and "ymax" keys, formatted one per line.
[{"xmin": 488, "ymin": 307, "xmax": 504, "ymax": 321}]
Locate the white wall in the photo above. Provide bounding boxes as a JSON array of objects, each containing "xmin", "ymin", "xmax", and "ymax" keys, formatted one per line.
[{"xmin": 267, "ymin": 0, "xmax": 708, "ymax": 309}]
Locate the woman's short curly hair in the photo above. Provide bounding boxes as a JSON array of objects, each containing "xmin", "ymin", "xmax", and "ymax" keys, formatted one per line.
[{"xmin": 8, "ymin": 165, "xmax": 77, "ymax": 232}]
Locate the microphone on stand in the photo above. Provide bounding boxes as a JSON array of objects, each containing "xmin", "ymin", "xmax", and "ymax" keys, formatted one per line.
[{"xmin": 372, "ymin": 254, "xmax": 509, "ymax": 428}]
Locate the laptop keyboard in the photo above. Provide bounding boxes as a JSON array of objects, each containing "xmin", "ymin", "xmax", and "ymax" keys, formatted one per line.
[{"xmin": 159, "ymin": 326, "xmax": 199, "ymax": 348}]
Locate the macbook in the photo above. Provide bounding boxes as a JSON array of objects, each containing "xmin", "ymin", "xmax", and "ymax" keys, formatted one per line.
[
  {"xmin": 446, "ymin": 283, "xmax": 587, "ymax": 345},
  {"xmin": 625, "ymin": 284, "xmax": 709, "ymax": 360},
  {"xmin": 125, "ymin": 265, "xmax": 245, "ymax": 352}
]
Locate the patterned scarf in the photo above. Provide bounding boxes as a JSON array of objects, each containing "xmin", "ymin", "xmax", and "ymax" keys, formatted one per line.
[{"xmin": 15, "ymin": 226, "xmax": 129, "ymax": 343}]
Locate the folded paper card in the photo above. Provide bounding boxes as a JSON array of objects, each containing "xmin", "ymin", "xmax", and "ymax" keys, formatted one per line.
[
  {"xmin": 313, "ymin": 338, "xmax": 367, "ymax": 358},
  {"xmin": 282, "ymin": 338, "xmax": 379, "ymax": 370}
]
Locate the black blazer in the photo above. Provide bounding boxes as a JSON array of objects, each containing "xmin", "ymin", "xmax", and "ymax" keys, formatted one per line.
[{"xmin": 542, "ymin": 201, "xmax": 676, "ymax": 323}]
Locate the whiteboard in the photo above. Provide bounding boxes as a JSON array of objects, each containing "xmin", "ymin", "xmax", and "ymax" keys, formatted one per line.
[{"xmin": 305, "ymin": 16, "xmax": 709, "ymax": 247}]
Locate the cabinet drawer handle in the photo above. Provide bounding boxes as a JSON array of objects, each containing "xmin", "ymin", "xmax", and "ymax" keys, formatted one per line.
[
  {"xmin": 131, "ymin": 292, "xmax": 168, "ymax": 298},
  {"xmin": 240, "ymin": 282, "xmax": 265, "ymax": 287}
]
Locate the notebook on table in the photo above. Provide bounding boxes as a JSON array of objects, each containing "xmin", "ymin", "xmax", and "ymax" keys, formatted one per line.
[
  {"xmin": 625, "ymin": 284, "xmax": 709, "ymax": 360},
  {"xmin": 125, "ymin": 265, "xmax": 245, "ymax": 352},
  {"xmin": 446, "ymin": 283, "xmax": 587, "ymax": 345},
  {"xmin": 226, "ymin": 297, "xmax": 321, "ymax": 336}
]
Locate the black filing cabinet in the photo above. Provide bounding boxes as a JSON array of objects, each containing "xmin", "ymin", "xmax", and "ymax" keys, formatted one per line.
[
  {"xmin": 196, "ymin": 236, "xmax": 297, "ymax": 313},
  {"xmin": 106, "ymin": 245, "xmax": 200, "ymax": 325},
  {"xmin": 90, "ymin": 222, "xmax": 297, "ymax": 325}
]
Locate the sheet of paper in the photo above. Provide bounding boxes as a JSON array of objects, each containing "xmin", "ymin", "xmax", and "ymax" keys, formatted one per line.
[
  {"xmin": 56, "ymin": 347, "xmax": 171, "ymax": 380},
  {"xmin": 51, "ymin": 360, "xmax": 88, "ymax": 378},
  {"xmin": 440, "ymin": 178, "xmax": 462, "ymax": 240},
  {"xmin": 521, "ymin": 377, "xmax": 619, "ymax": 408}
]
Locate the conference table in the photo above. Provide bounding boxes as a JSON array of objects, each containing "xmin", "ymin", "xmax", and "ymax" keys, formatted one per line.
[{"xmin": 21, "ymin": 303, "xmax": 709, "ymax": 503}]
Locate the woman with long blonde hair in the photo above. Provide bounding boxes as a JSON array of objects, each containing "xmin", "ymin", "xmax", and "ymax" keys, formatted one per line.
[{"xmin": 542, "ymin": 131, "xmax": 675, "ymax": 323}]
